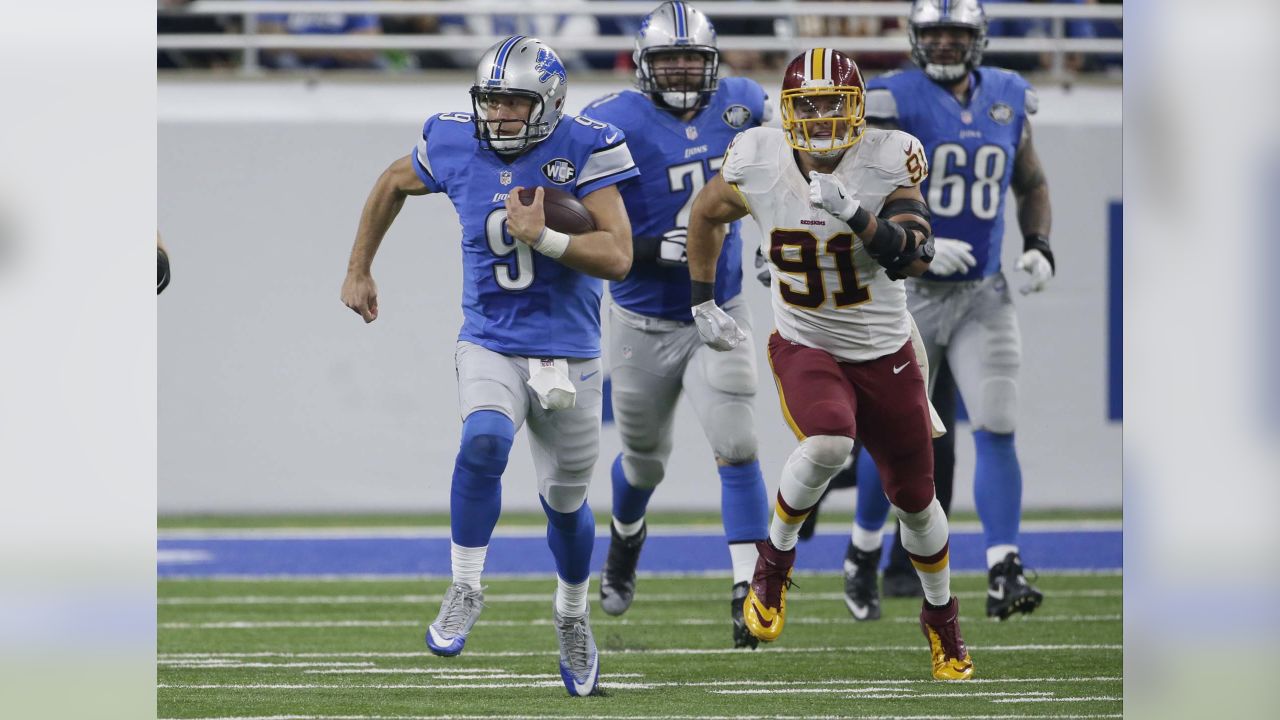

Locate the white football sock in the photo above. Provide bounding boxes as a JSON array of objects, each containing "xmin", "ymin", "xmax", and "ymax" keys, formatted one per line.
[
  {"xmin": 987, "ymin": 543, "xmax": 1019, "ymax": 569},
  {"xmin": 555, "ymin": 577, "xmax": 590, "ymax": 617},
  {"xmin": 451, "ymin": 542, "xmax": 487, "ymax": 591},
  {"xmin": 769, "ymin": 435, "xmax": 854, "ymax": 551},
  {"xmin": 852, "ymin": 523, "xmax": 884, "ymax": 553},
  {"xmin": 894, "ymin": 498, "xmax": 952, "ymax": 606},
  {"xmin": 728, "ymin": 541, "xmax": 759, "ymax": 586},
  {"xmin": 612, "ymin": 516, "xmax": 645, "ymax": 538}
]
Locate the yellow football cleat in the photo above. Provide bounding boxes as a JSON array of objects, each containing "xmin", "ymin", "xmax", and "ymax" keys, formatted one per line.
[
  {"xmin": 743, "ymin": 539, "xmax": 796, "ymax": 642},
  {"xmin": 920, "ymin": 596, "xmax": 975, "ymax": 680}
]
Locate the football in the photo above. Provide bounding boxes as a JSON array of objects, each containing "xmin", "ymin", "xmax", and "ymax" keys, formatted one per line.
[{"xmin": 518, "ymin": 186, "xmax": 597, "ymax": 235}]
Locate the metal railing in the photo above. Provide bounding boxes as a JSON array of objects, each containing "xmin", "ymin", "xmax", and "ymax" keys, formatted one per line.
[{"xmin": 158, "ymin": 1, "xmax": 1122, "ymax": 79}]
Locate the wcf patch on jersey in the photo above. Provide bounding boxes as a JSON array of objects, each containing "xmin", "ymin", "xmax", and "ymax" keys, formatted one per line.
[
  {"xmin": 722, "ymin": 104, "xmax": 753, "ymax": 129},
  {"xmin": 541, "ymin": 158, "xmax": 577, "ymax": 184}
]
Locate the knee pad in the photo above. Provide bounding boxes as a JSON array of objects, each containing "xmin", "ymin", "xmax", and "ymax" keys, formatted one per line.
[
  {"xmin": 542, "ymin": 483, "xmax": 589, "ymax": 514},
  {"xmin": 704, "ymin": 352, "xmax": 757, "ymax": 396},
  {"xmin": 707, "ymin": 400, "xmax": 759, "ymax": 463},
  {"xmin": 456, "ymin": 410, "xmax": 515, "ymax": 476},
  {"xmin": 975, "ymin": 376, "xmax": 1018, "ymax": 433},
  {"xmin": 800, "ymin": 434, "xmax": 855, "ymax": 469},
  {"xmin": 621, "ymin": 455, "xmax": 665, "ymax": 490}
]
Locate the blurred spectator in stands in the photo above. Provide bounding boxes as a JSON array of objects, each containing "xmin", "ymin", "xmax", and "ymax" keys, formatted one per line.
[
  {"xmin": 985, "ymin": 0, "xmax": 1097, "ymax": 74},
  {"xmin": 258, "ymin": 0, "xmax": 388, "ymax": 70},
  {"xmin": 438, "ymin": 0, "xmax": 600, "ymax": 73},
  {"xmin": 380, "ymin": 0, "xmax": 461, "ymax": 70},
  {"xmin": 158, "ymin": 0, "xmax": 240, "ymax": 70},
  {"xmin": 1092, "ymin": 0, "xmax": 1122, "ymax": 73},
  {"xmin": 711, "ymin": 0, "xmax": 789, "ymax": 72},
  {"xmin": 790, "ymin": 0, "xmax": 908, "ymax": 72}
]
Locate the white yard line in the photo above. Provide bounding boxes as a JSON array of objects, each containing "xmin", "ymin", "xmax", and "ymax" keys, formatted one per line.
[
  {"xmin": 158, "ymin": 588, "xmax": 1121, "ymax": 606},
  {"xmin": 158, "ymin": 646, "xmax": 1119, "ymax": 660},
  {"xmin": 158, "ymin": 714, "xmax": 1123, "ymax": 720},
  {"xmin": 159, "ymin": 570, "xmax": 1123, "ymax": 582},
  {"xmin": 159, "ymin": 614, "xmax": 1122, "ymax": 630}
]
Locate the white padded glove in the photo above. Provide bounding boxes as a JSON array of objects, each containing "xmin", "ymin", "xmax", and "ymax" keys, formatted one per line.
[
  {"xmin": 692, "ymin": 299, "xmax": 747, "ymax": 351},
  {"xmin": 1016, "ymin": 248, "xmax": 1054, "ymax": 295},
  {"xmin": 928, "ymin": 237, "xmax": 977, "ymax": 277},
  {"xmin": 807, "ymin": 170, "xmax": 860, "ymax": 222}
]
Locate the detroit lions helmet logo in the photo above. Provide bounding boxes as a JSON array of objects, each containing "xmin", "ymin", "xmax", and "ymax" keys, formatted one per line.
[
  {"xmin": 722, "ymin": 104, "xmax": 753, "ymax": 129},
  {"xmin": 534, "ymin": 47, "xmax": 567, "ymax": 85}
]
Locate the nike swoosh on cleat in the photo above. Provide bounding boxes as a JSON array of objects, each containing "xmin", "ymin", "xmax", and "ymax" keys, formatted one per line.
[
  {"xmin": 845, "ymin": 597, "xmax": 871, "ymax": 620},
  {"xmin": 579, "ymin": 370, "xmax": 600, "ymax": 381},
  {"xmin": 988, "ymin": 585, "xmax": 1006, "ymax": 600}
]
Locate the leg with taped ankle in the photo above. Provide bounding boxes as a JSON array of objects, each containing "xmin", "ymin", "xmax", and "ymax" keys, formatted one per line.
[
  {"xmin": 450, "ymin": 410, "xmax": 514, "ymax": 549},
  {"xmin": 770, "ymin": 435, "xmax": 854, "ymax": 551},
  {"xmin": 893, "ymin": 497, "xmax": 952, "ymax": 606}
]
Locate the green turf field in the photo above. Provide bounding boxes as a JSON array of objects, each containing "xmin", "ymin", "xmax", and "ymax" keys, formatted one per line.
[{"xmin": 158, "ymin": 571, "xmax": 1122, "ymax": 719}]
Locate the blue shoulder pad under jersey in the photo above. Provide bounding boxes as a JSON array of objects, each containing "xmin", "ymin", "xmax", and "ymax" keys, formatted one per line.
[
  {"xmin": 583, "ymin": 77, "xmax": 768, "ymax": 321},
  {"xmin": 867, "ymin": 68, "xmax": 1035, "ymax": 282},
  {"xmin": 412, "ymin": 112, "xmax": 639, "ymax": 358}
]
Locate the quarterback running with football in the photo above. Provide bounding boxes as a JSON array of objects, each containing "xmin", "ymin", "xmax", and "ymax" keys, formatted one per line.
[
  {"xmin": 581, "ymin": 1, "xmax": 771, "ymax": 649},
  {"xmin": 685, "ymin": 48, "xmax": 974, "ymax": 680},
  {"xmin": 340, "ymin": 36, "xmax": 638, "ymax": 696}
]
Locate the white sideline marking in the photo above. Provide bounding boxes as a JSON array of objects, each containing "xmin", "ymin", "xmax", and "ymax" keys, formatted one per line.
[
  {"xmin": 161, "ymin": 661, "xmax": 374, "ymax": 669},
  {"xmin": 159, "ymin": 614, "xmax": 1122, "ymax": 631},
  {"xmin": 992, "ymin": 696, "xmax": 1124, "ymax": 703},
  {"xmin": 712, "ymin": 689, "xmax": 1054, "ymax": 696},
  {"xmin": 158, "ymin": 588, "xmax": 1121, "ymax": 606},
  {"xmin": 159, "ymin": 569, "xmax": 1123, "ymax": 582},
  {"xmin": 157, "ymin": 714, "xmax": 1124, "ymax": 720},
  {"xmin": 154, "ymin": 640, "xmax": 1116, "ymax": 653}
]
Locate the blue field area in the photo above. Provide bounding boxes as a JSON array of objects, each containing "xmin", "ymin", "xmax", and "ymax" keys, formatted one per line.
[{"xmin": 158, "ymin": 529, "xmax": 1120, "ymax": 578}]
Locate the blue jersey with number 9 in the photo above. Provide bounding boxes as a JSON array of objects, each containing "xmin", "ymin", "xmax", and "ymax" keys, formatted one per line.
[
  {"xmin": 411, "ymin": 112, "xmax": 639, "ymax": 358},
  {"xmin": 866, "ymin": 67, "xmax": 1036, "ymax": 282}
]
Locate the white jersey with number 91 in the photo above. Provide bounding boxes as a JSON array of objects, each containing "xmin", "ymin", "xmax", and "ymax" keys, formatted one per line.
[{"xmin": 721, "ymin": 126, "xmax": 928, "ymax": 363}]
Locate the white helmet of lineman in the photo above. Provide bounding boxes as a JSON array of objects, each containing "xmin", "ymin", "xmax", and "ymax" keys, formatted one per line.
[
  {"xmin": 470, "ymin": 36, "xmax": 569, "ymax": 154},
  {"xmin": 634, "ymin": 2, "xmax": 720, "ymax": 111},
  {"xmin": 908, "ymin": 0, "xmax": 989, "ymax": 84}
]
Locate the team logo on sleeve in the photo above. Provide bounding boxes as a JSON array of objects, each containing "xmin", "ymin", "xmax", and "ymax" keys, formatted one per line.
[
  {"xmin": 541, "ymin": 158, "xmax": 577, "ymax": 184},
  {"xmin": 988, "ymin": 103, "xmax": 1014, "ymax": 125},
  {"xmin": 499, "ymin": 169, "xmax": 513, "ymax": 186},
  {"xmin": 722, "ymin": 104, "xmax": 753, "ymax": 129}
]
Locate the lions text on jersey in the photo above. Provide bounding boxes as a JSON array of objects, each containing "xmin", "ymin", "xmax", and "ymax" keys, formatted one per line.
[
  {"xmin": 412, "ymin": 112, "xmax": 639, "ymax": 358},
  {"xmin": 584, "ymin": 77, "xmax": 767, "ymax": 320},
  {"xmin": 866, "ymin": 67, "xmax": 1036, "ymax": 281}
]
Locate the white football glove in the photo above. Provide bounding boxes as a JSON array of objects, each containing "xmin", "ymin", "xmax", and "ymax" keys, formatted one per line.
[
  {"xmin": 807, "ymin": 171, "xmax": 860, "ymax": 222},
  {"xmin": 928, "ymin": 237, "xmax": 977, "ymax": 277},
  {"xmin": 1016, "ymin": 248, "xmax": 1054, "ymax": 295},
  {"xmin": 692, "ymin": 299, "xmax": 747, "ymax": 351}
]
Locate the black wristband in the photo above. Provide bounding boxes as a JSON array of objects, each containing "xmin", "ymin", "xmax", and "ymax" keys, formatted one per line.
[
  {"xmin": 848, "ymin": 205, "xmax": 873, "ymax": 234},
  {"xmin": 690, "ymin": 280, "xmax": 715, "ymax": 306},
  {"xmin": 1023, "ymin": 233, "xmax": 1055, "ymax": 274}
]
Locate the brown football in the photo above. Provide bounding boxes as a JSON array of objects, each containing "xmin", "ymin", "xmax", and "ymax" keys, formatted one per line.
[{"xmin": 518, "ymin": 186, "xmax": 597, "ymax": 235}]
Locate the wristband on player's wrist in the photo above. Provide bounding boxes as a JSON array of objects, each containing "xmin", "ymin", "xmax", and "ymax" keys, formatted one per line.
[
  {"xmin": 690, "ymin": 280, "xmax": 715, "ymax": 307},
  {"xmin": 1023, "ymin": 233, "xmax": 1055, "ymax": 273},
  {"xmin": 532, "ymin": 227, "xmax": 571, "ymax": 258}
]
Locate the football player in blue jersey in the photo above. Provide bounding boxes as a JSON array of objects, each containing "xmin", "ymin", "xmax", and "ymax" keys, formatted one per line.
[
  {"xmin": 580, "ymin": 2, "xmax": 772, "ymax": 649},
  {"xmin": 340, "ymin": 36, "xmax": 638, "ymax": 696},
  {"xmin": 839, "ymin": 0, "xmax": 1053, "ymax": 622}
]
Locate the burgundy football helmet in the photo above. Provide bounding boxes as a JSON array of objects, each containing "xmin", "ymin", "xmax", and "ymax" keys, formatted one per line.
[{"xmin": 780, "ymin": 48, "xmax": 866, "ymax": 158}]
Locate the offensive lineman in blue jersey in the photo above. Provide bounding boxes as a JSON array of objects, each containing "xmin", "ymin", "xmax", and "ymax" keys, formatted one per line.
[
  {"xmin": 340, "ymin": 37, "xmax": 638, "ymax": 696},
  {"xmin": 580, "ymin": 2, "xmax": 771, "ymax": 649},
  {"xmin": 838, "ymin": 0, "xmax": 1054, "ymax": 622}
]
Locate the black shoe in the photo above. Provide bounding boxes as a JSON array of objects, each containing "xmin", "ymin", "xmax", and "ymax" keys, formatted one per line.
[
  {"xmin": 842, "ymin": 541, "xmax": 882, "ymax": 621},
  {"xmin": 986, "ymin": 551, "xmax": 1044, "ymax": 620},
  {"xmin": 599, "ymin": 522, "xmax": 646, "ymax": 616},
  {"xmin": 731, "ymin": 581, "xmax": 758, "ymax": 649},
  {"xmin": 882, "ymin": 565, "xmax": 925, "ymax": 598}
]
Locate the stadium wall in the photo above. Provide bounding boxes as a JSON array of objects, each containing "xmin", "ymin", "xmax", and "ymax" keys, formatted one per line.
[{"xmin": 158, "ymin": 78, "xmax": 1121, "ymax": 514}]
